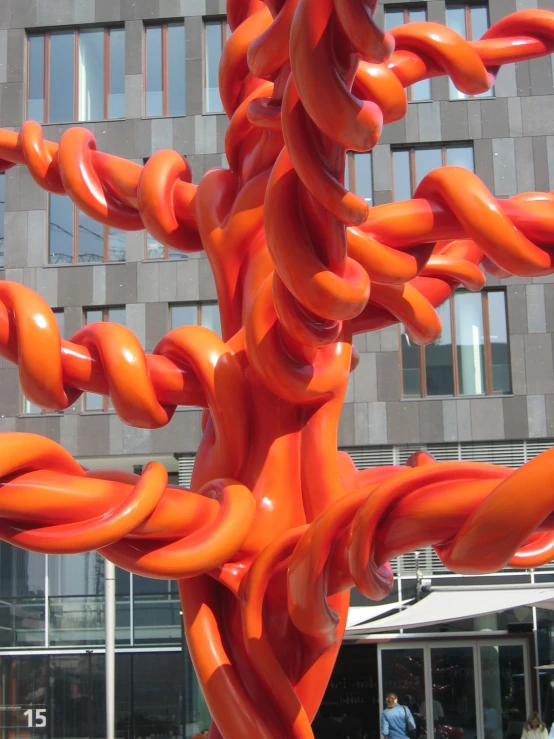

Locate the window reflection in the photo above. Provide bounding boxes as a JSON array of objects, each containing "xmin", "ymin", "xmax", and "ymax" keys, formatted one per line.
[
  {"xmin": 146, "ymin": 22, "xmax": 186, "ymax": 116},
  {"xmin": 109, "ymin": 29, "xmax": 126, "ymax": 118},
  {"xmin": 345, "ymin": 152, "xmax": 373, "ymax": 204},
  {"xmin": 393, "ymin": 144, "xmax": 474, "ymax": 200},
  {"xmin": 78, "ymin": 210, "xmax": 104, "ymax": 263},
  {"xmin": 146, "ymin": 26, "xmax": 163, "ymax": 116},
  {"xmin": 446, "ymin": 4, "xmax": 493, "ymax": 99},
  {"xmin": 400, "ymin": 291, "xmax": 511, "ymax": 398},
  {"xmin": 167, "ymin": 22, "xmax": 186, "ymax": 116},
  {"xmin": 0, "ymin": 542, "xmax": 45, "ymax": 647},
  {"xmin": 78, "ymin": 30, "xmax": 104, "ymax": 121},
  {"xmin": 28, "ymin": 35, "xmax": 45, "ymax": 122},
  {"xmin": 205, "ymin": 21, "xmax": 225, "ymax": 112},
  {"xmin": 49, "ymin": 32, "xmax": 75, "ymax": 122}
]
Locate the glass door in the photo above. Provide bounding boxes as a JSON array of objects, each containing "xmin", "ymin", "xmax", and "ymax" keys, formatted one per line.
[{"xmin": 379, "ymin": 639, "xmax": 530, "ymax": 739}]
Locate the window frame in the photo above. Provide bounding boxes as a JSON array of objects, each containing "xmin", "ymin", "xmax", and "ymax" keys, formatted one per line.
[
  {"xmin": 26, "ymin": 26, "xmax": 125, "ymax": 124},
  {"xmin": 0, "ymin": 171, "xmax": 4, "ymax": 270},
  {"xmin": 391, "ymin": 142, "xmax": 474, "ymax": 199},
  {"xmin": 445, "ymin": 2, "xmax": 493, "ymax": 100},
  {"xmin": 203, "ymin": 17, "xmax": 229, "ymax": 114},
  {"xmin": 47, "ymin": 195, "xmax": 125, "ymax": 265},
  {"xmin": 399, "ymin": 289, "xmax": 512, "ymax": 399},
  {"xmin": 83, "ymin": 306, "xmax": 126, "ymax": 412},
  {"xmin": 169, "ymin": 302, "xmax": 220, "ymax": 333},
  {"xmin": 384, "ymin": 5, "xmax": 430, "ymax": 102},
  {"xmin": 22, "ymin": 309, "xmax": 65, "ymax": 415},
  {"xmin": 144, "ymin": 21, "xmax": 186, "ymax": 117}
]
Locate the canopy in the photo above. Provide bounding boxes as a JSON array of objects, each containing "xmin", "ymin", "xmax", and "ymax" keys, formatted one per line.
[
  {"xmin": 347, "ymin": 586, "xmax": 554, "ymax": 634},
  {"xmin": 346, "ymin": 600, "xmax": 410, "ymax": 629}
]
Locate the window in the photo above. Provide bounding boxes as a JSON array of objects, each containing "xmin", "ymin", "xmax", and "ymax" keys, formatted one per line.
[
  {"xmin": 384, "ymin": 7, "xmax": 431, "ymax": 101},
  {"xmin": 48, "ymin": 195, "xmax": 125, "ymax": 264},
  {"xmin": 145, "ymin": 22, "xmax": 186, "ymax": 116},
  {"xmin": 446, "ymin": 4, "xmax": 492, "ymax": 99},
  {"xmin": 0, "ymin": 172, "xmax": 4, "ymax": 269},
  {"xmin": 23, "ymin": 310, "xmax": 64, "ymax": 414},
  {"xmin": 27, "ymin": 28, "xmax": 125, "ymax": 123},
  {"xmin": 170, "ymin": 303, "xmax": 222, "ymax": 337},
  {"xmin": 84, "ymin": 307, "xmax": 126, "ymax": 411},
  {"xmin": 204, "ymin": 19, "xmax": 228, "ymax": 113},
  {"xmin": 391, "ymin": 143, "xmax": 474, "ymax": 200},
  {"xmin": 344, "ymin": 152, "xmax": 373, "ymax": 203},
  {"xmin": 400, "ymin": 290, "xmax": 511, "ymax": 398}
]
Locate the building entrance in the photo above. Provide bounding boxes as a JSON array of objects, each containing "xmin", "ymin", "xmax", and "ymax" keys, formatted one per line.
[{"xmin": 379, "ymin": 639, "xmax": 531, "ymax": 739}]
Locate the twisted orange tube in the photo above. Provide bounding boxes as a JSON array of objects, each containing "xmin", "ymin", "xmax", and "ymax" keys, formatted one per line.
[{"xmin": 1, "ymin": 3, "xmax": 554, "ymax": 737}]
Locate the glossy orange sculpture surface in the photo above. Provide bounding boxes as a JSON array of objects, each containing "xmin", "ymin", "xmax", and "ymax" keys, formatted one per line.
[{"xmin": 1, "ymin": 2, "xmax": 554, "ymax": 737}]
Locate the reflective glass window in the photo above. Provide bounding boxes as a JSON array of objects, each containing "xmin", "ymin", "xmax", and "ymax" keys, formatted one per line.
[
  {"xmin": 146, "ymin": 25, "xmax": 164, "ymax": 116},
  {"xmin": 414, "ymin": 147, "xmax": 442, "ymax": 187},
  {"xmin": 48, "ymin": 198, "xmax": 125, "ymax": 263},
  {"xmin": 50, "ymin": 654, "xmax": 106, "ymax": 737},
  {"xmin": 345, "ymin": 152, "xmax": 373, "ymax": 204},
  {"xmin": 78, "ymin": 29, "xmax": 104, "ymax": 121},
  {"xmin": 393, "ymin": 143, "xmax": 474, "ymax": 200},
  {"xmin": 109, "ymin": 28, "xmax": 126, "ymax": 118},
  {"xmin": 392, "ymin": 149, "xmax": 412, "ymax": 201},
  {"xmin": 167, "ymin": 22, "xmax": 186, "ymax": 116},
  {"xmin": 480, "ymin": 644, "xmax": 526, "ymax": 739},
  {"xmin": 170, "ymin": 304, "xmax": 198, "ymax": 329},
  {"xmin": 133, "ymin": 576, "xmax": 181, "ymax": 645},
  {"xmin": 0, "ymin": 656, "xmax": 49, "ymax": 733},
  {"xmin": 201, "ymin": 303, "xmax": 222, "ymax": 337},
  {"xmin": 205, "ymin": 21, "xmax": 226, "ymax": 112},
  {"xmin": 400, "ymin": 290, "xmax": 511, "ymax": 397},
  {"xmin": 49, "ymin": 32, "xmax": 75, "ymax": 122},
  {"xmin": 49, "ymin": 194, "xmax": 74, "ymax": 264},
  {"xmin": 28, "ymin": 35, "xmax": 45, "ymax": 122},
  {"xmin": 28, "ymin": 28, "xmax": 125, "ymax": 123},
  {"xmin": 0, "ymin": 542, "xmax": 45, "ymax": 648},
  {"xmin": 430, "ymin": 646, "xmax": 476, "ymax": 738}
]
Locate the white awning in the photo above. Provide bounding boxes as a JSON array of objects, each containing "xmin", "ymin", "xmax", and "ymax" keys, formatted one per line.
[
  {"xmin": 348, "ymin": 586, "xmax": 554, "ymax": 634},
  {"xmin": 346, "ymin": 601, "xmax": 410, "ymax": 629}
]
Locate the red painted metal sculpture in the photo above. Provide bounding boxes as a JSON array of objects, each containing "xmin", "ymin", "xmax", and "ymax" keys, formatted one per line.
[{"xmin": 1, "ymin": 2, "xmax": 554, "ymax": 736}]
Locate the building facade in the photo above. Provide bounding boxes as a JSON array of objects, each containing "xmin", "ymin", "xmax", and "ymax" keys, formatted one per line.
[{"xmin": 0, "ymin": 0, "xmax": 554, "ymax": 737}]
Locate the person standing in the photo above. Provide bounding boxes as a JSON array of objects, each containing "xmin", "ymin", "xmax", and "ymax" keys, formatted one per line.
[
  {"xmin": 382, "ymin": 693, "xmax": 416, "ymax": 739},
  {"xmin": 521, "ymin": 712, "xmax": 548, "ymax": 739}
]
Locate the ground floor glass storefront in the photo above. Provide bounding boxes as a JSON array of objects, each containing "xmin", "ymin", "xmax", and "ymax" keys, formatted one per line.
[
  {"xmin": 0, "ymin": 650, "xmax": 209, "ymax": 739},
  {"xmin": 314, "ymin": 637, "xmax": 532, "ymax": 739}
]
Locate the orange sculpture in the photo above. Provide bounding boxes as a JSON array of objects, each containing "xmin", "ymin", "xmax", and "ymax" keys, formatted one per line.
[{"xmin": 1, "ymin": 2, "xmax": 554, "ymax": 737}]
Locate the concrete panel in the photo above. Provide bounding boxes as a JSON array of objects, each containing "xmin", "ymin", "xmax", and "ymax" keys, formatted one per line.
[
  {"xmin": 4, "ymin": 211, "xmax": 27, "ymax": 268},
  {"xmin": 510, "ymin": 333, "xmax": 527, "ymax": 395},
  {"xmin": 92, "ymin": 264, "xmax": 106, "ymax": 306},
  {"xmin": 440, "ymin": 101, "xmax": 469, "ymax": 141},
  {"xmin": 456, "ymin": 398, "xmax": 472, "ymax": 440},
  {"xmin": 10, "ymin": 0, "xmax": 38, "ymax": 27},
  {"xmin": 0, "ymin": 30, "xmax": 7, "ymax": 85},
  {"xmin": 125, "ymin": 231, "xmax": 144, "ymax": 263},
  {"xmin": 37, "ymin": 0, "xmax": 75, "ymax": 25},
  {"xmin": 503, "ymin": 395, "xmax": 529, "ymax": 438},
  {"xmin": 492, "ymin": 138, "xmax": 517, "ymax": 197},
  {"xmin": 481, "ymin": 99, "xmax": 510, "ymax": 139},
  {"xmin": 194, "ymin": 115, "xmax": 218, "ymax": 155},
  {"xmin": 109, "ymin": 413, "xmax": 124, "ymax": 454},
  {"xmin": 507, "ymin": 285, "xmax": 528, "ymax": 335},
  {"xmin": 470, "ymin": 398, "xmax": 505, "ymax": 441},
  {"xmin": 150, "ymin": 408, "xmax": 202, "ymax": 454},
  {"xmin": 529, "ymin": 57, "xmax": 554, "ymax": 96},
  {"xmin": 57, "ymin": 266, "xmax": 93, "ymax": 307},
  {"xmin": 125, "ymin": 75, "xmax": 143, "ymax": 120},
  {"xmin": 106, "ymin": 262, "xmax": 137, "ymax": 304},
  {"xmin": 175, "ymin": 258, "xmax": 200, "ymax": 301},
  {"xmin": 157, "ymin": 260, "xmax": 178, "ymax": 302},
  {"xmin": 494, "ymin": 65, "xmax": 517, "ymax": 99},
  {"xmin": 467, "ymin": 100, "xmax": 482, "ymax": 140},
  {"xmin": 417, "ymin": 102, "xmax": 441, "ymax": 142},
  {"xmin": 7, "ymin": 28, "xmax": 24, "ymax": 83},
  {"xmin": 419, "ymin": 400, "xmax": 444, "ymax": 443},
  {"xmin": 545, "ymin": 284, "xmax": 554, "ymax": 333},
  {"xmin": 0, "ymin": 82, "xmax": 23, "ymax": 128},
  {"xmin": 372, "ymin": 146, "xmax": 392, "ymax": 192},
  {"xmin": 27, "ymin": 210, "xmax": 47, "ymax": 268},
  {"xmin": 515, "ymin": 62, "xmax": 531, "ymax": 97},
  {"xmin": 75, "ymin": 0, "xmax": 95, "ymax": 23},
  {"xmin": 125, "ymin": 302, "xmax": 146, "ymax": 346},
  {"xmin": 474, "ymin": 139, "xmax": 495, "ymax": 193},
  {"xmin": 137, "ymin": 261, "xmax": 159, "ymax": 303},
  {"xmin": 354, "ymin": 352, "xmax": 377, "ymax": 403},
  {"xmin": 507, "ymin": 97, "xmax": 523, "ymax": 138},
  {"xmin": 185, "ymin": 59, "xmax": 203, "ymax": 116},
  {"xmin": 173, "ymin": 116, "xmax": 195, "ymax": 156},
  {"xmin": 344, "ymin": 373, "xmax": 354, "ymax": 404},
  {"xmin": 216, "ymin": 115, "xmax": 229, "ymax": 153},
  {"xmin": 95, "ymin": 0, "xmax": 121, "ymax": 20},
  {"xmin": 129, "ymin": 0, "xmax": 159, "ymax": 19},
  {"xmin": 379, "ymin": 117, "xmax": 406, "ymax": 145},
  {"xmin": 386, "ymin": 402, "xmax": 420, "ymax": 445},
  {"xmin": 160, "ymin": 0, "xmax": 180, "ymax": 14},
  {"xmin": 546, "ymin": 394, "xmax": 554, "ymax": 436},
  {"xmin": 0, "ymin": 368, "xmax": 22, "ymax": 417},
  {"xmin": 524, "ymin": 333, "xmax": 554, "ymax": 394},
  {"xmin": 376, "ymin": 352, "xmax": 401, "ymax": 402},
  {"xmin": 521, "ymin": 96, "xmax": 554, "ymax": 136},
  {"xmin": 60, "ymin": 414, "xmax": 79, "ymax": 455},
  {"xmin": 405, "ymin": 104, "xmax": 419, "ymax": 143},
  {"xmin": 152, "ymin": 117, "xmax": 173, "ymax": 152},
  {"xmin": 526, "ymin": 284, "xmax": 547, "ymax": 333},
  {"xmin": 185, "ymin": 16, "xmax": 203, "ymax": 61},
  {"xmin": 353, "ymin": 402, "xmax": 369, "ymax": 445},
  {"xmin": 17, "ymin": 415, "xmax": 61, "ymax": 444},
  {"xmin": 527, "ymin": 394, "xmax": 547, "ymax": 437},
  {"xmin": 19, "ymin": 168, "xmax": 47, "ymax": 212},
  {"xmin": 532, "ymin": 136, "xmax": 550, "ymax": 192},
  {"xmin": 490, "ymin": 0, "xmax": 517, "ymax": 22},
  {"xmin": 368, "ymin": 402, "xmax": 388, "ymax": 445},
  {"xmin": 64, "ymin": 306, "xmax": 83, "ymax": 339},
  {"xmin": 95, "ymin": 120, "xmax": 134, "ymax": 159},
  {"xmin": 338, "ymin": 402, "xmax": 355, "ymax": 447},
  {"xmin": 125, "ymin": 20, "xmax": 143, "ymax": 76},
  {"xmin": 380, "ymin": 326, "xmax": 399, "ymax": 352},
  {"xmin": 514, "ymin": 137, "xmax": 535, "ymax": 193},
  {"xmin": 35, "ymin": 266, "xmax": 58, "ymax": 307},
  {"xmin": 145, "ymin": 302, "xmax": 168, "ymax": 352},
  {"xmin": 442, "ymin": 399, "xmax": 458, "ymax": 442},
  {"xmin": 78, "ymin": 414, "xmax": 111, "ymax": 456}
]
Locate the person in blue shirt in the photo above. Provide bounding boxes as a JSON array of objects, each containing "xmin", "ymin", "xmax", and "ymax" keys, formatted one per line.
[{"xmin": 381, "ymin": 692, "xmax": 416, "ymax": 739}]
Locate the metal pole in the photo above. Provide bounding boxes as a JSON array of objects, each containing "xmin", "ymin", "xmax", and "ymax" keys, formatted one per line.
[{"xmin": 105, "ymin": 559, "xmax": 115, "ymax": 739}]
